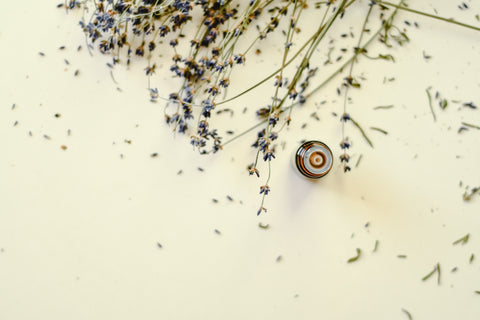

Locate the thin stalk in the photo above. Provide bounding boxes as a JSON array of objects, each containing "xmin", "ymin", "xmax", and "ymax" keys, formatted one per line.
[
  {"xmin": 376, "ymin": 0, "xmax": 480, "ymax": 32},
  {"xmin": 217, "ymin": 0, "xmax": 351, "ymax": 106},
  {"xmin": 223, "ymin": 0, "xmax": 404, "ymax": 149}
]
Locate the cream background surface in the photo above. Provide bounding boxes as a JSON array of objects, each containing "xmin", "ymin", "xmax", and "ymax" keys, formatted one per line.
[{"xmin": 1, "ymin": 1, "xmax": 480, "ymax": 319}]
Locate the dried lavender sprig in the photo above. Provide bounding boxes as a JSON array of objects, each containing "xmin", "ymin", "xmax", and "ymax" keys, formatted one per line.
[
  {"xmin": 223, "ymin": 0, "xmax": 408, "ymax": 154},
  {"xmin": 340, "ymin": 2, "xmax": 376, "ymax": 173},
  {"xmin": 253, "ymin": 0, "xmax": 305, "ymax": 214},
  {"xmin": 251, "ymin": 0, "xmax": 352, "ymax": 214},
  {"xmin": 64, "ymin": 0, "xmax": 480, "ymax": 216}
]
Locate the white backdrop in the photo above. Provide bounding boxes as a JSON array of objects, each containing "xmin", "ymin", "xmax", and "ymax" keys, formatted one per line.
[{"xmin": 1, "ymin": 1, "xmax": 480, "ymax": 319}]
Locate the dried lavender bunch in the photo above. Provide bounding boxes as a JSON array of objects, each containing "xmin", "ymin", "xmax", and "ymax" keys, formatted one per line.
[{"xmin": 61, "ymin": 0, "xmax": 480, "ymax": 214}]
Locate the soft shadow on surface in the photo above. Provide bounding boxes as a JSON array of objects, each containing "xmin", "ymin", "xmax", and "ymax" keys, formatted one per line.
[
  {"xmin": 284, "ymin": 163, "xmax": 326, "ymax": 216},
  {"xmin": 282, "ymin": 151, "xmax": 427, "ymax": 224}
]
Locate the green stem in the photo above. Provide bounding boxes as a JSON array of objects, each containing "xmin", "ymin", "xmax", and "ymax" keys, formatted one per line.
[
  {"xmin": 351, "ymin": 118, "xmax": 374, "ymax": 147},
  {"xmin": 376, "ymin": 0, "xmax": 480, "ymax": 32},
  {"xmin": 217, "ymin": 0, "xmax": 351, "ymax": 106},
  {"xmin": 222, "ymin": 0, "xmax": 404, "ymax": 149}
]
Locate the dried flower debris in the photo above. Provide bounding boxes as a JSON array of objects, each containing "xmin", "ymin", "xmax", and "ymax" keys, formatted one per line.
[{"xmin": 59, "ymin": 0, "xmax": 480, "ymax": 215}]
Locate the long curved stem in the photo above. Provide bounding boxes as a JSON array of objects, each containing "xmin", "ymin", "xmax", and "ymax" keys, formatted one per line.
[{"xmin": 376, "ymin": 0, "xmax": 480, "ymax": 32}]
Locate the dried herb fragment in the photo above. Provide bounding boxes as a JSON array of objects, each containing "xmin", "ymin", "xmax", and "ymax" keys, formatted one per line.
[
  {"xmin": 401, "ymin": 308, "xmax": 413, "ymax": 320},
  {"xmin": 378, "ymin": 53, "xmax": 395, "ymax": 61},
  {"xmin": 439, "ymin": 99, "xmax": 448, "ymax": 110},
  {"xmin": 462, "ymin": 102, "xmax": 477, "ymax": 109},
  {"xmin": 425, "ymin": 87, "xmax": 436, "ymax": 122},
  {"xmin": 423, "ymin": 50, "xmax": 431, "ymax": 60},
  {"xmin": 452, "ymin": 233, "xmax": 470, "ymax": 245},
  {"xmin": 370, "ymin": 127, "xmax": 388, "ymax": 135},
  {"xmin": 463, "ymin": 187, "xmax": 479, "ymax": 201},
  {"xmin": 350, "ymin": 118, "xmax": 373, "ymax": 148},
  {"xmin": 258, "ymin": 222, "xmax": 270, "ymax": 229},
  {"xmin": 347, "ymin": 248, "xmax": 361, "ymax": 263},
  {"xmin": 373, "ymin": 104, "xmax": 394, "ymax": 110},
  {"xmin": 461, "ymin": 122, "xmax": 480, "ymax": 130},
  {"xmin": 373, "ymin": 240, "xmax": 379, "ymax": 252},
  {"xmin": 421, "ymin": 263, "xmax": 441, "ymax": 285},
  {"xmin": 422, "ymin": 265, "xmax": 437, "ymax": 282},
  {"xmin": 355, "ymin": 154, "xmax": 363, "ymax": 168}
]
